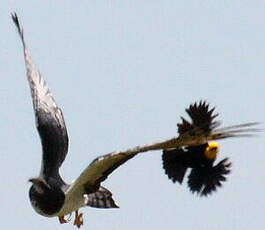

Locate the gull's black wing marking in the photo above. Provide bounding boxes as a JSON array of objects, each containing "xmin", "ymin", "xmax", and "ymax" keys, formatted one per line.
[
  {"xmin": 177, "ymin": 101, "xmax": 218, "ymax": 135},
  {"xmin": 12, "ymin": 13, "xmax": 69, "ymax": 178},
  {"xmin": 187, "ymin": 158, "xmax": 231, "ymax": 196}
]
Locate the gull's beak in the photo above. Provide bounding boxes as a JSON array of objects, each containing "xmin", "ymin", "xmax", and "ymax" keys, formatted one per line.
[
  {"xmin": 28, "ymin": 178, "xmax": 41, "ymax": 184},
  {"xmin": 28, "ymin": 178, "xmax": 34, "ymax": 183},
  {"xmin": 28, "ymin": 178, "xmax": 50, "ymax": 188}
]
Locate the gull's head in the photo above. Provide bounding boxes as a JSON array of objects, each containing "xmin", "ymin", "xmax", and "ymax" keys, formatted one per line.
[{"xmin": 29, "ymin": 177, "xmax": 51, "ymax": 194}]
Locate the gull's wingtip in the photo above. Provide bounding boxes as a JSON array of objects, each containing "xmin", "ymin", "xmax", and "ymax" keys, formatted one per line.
[
  {"xmin": 11, "ymin": 12, "xmax": 19, "ymax": 28},
  {"xmin": 11, "ymin": 12, "xmax": 25, "ymax": 47},
  {"xmin": 11, "ymin": 12, "xmax": 17, "ymax": 19}
]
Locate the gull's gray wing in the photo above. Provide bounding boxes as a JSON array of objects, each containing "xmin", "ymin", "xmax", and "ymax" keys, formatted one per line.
[{"xmin": 12, "ymin": 13, "xmax": 69, "ymax": 179}]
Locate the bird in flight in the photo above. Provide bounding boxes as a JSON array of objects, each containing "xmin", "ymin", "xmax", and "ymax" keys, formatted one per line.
[
  {"xmin": 12, "ymin": 13, "xmax": 259, "ymax": 228},
  {"xmin": 163, "ymin": 101, "xmax": 232, "ymax": 196}
]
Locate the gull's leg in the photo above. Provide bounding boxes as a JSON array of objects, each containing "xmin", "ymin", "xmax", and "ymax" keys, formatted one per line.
[
  {"xmin": 58, "ymin": 216, "xmax": 67, "ymax": 224},
  {"xmin": 58, "ymin": 214, "xmax": 71, "ymax": 224},
  {"xmin": 73, "ymin": 210, "xmax": 83, "ymax": 228}
]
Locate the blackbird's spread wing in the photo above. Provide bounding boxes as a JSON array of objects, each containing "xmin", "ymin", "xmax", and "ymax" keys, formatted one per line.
[
  {"xmin": 187, "ymin": 158, "xmax": 231, "ymax": 196},
  {"xmin": 162, "ymin": 148, "xmax": 188, "ymax": 184},
  {"xmin": 162, "ymin": 144, "xmax": 208, "ymax": 184},
  {"xmin": 178, "ymin": 101, "xmax": 219, "ymax": 136},
  {"xmin": 12, "ymin": 14, "xmax": 69, "ymax": 178},
  {"xmin": 177, "ymin": 101, "xmax": 260, "ymax": 142}
]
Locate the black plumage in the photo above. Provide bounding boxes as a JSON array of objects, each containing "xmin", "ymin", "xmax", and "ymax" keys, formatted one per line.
[
  {"xmin": 187, "ymin": 158, "xmax": 231, "ymax": 196},
  {"xmin": 162, "ymin": 102, "xmax": 232, "ymax": 196},
  {"xmin": 177, "ymin": 101, "xmax": 218, "ymax": 135}
]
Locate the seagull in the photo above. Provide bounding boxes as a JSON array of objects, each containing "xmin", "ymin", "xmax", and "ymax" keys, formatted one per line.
[
  {"xmin": 12, "ymin": 13, "xmax": 259, "ymax": 228},
  {"xmin": 163, "ymin": 102, "xmax": 232, "ymax": 196}
]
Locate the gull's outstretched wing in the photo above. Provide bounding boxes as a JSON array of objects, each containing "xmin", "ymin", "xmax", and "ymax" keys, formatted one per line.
[
  {"xmin": 63, "ymin": 137, "xmax": 189, "ymax": 204},
  {"xmin": 63, "ymin": 117, "xmax": 258, "ymax": 204},
  {"xmin": 12, "ymin": 13, "xmax": 69, "ymax": 178}
]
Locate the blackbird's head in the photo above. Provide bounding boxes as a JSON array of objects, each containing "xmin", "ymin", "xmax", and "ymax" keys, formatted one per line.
[{"xmin": 204, "ymin": 141, "xmax": 219, "ymax": 161}]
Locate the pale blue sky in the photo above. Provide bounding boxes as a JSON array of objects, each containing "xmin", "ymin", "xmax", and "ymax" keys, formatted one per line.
[{"xmin": 1, "ymin": 1, "xmax": 264, "ymax": 230}]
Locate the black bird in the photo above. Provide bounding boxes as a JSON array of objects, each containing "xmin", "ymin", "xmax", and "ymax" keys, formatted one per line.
[
  {"xmin": 12, "ymin": 13, "xmax": 259, "ymax": 228},
  {"xmin": 163, "ymin": 101, "xmax": 241, "ymax": 196}
]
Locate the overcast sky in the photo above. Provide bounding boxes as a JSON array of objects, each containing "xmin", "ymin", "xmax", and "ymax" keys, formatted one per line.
[{"xmin": 1, "ymin": 1, "xmax": 264, "ymax": 230}]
